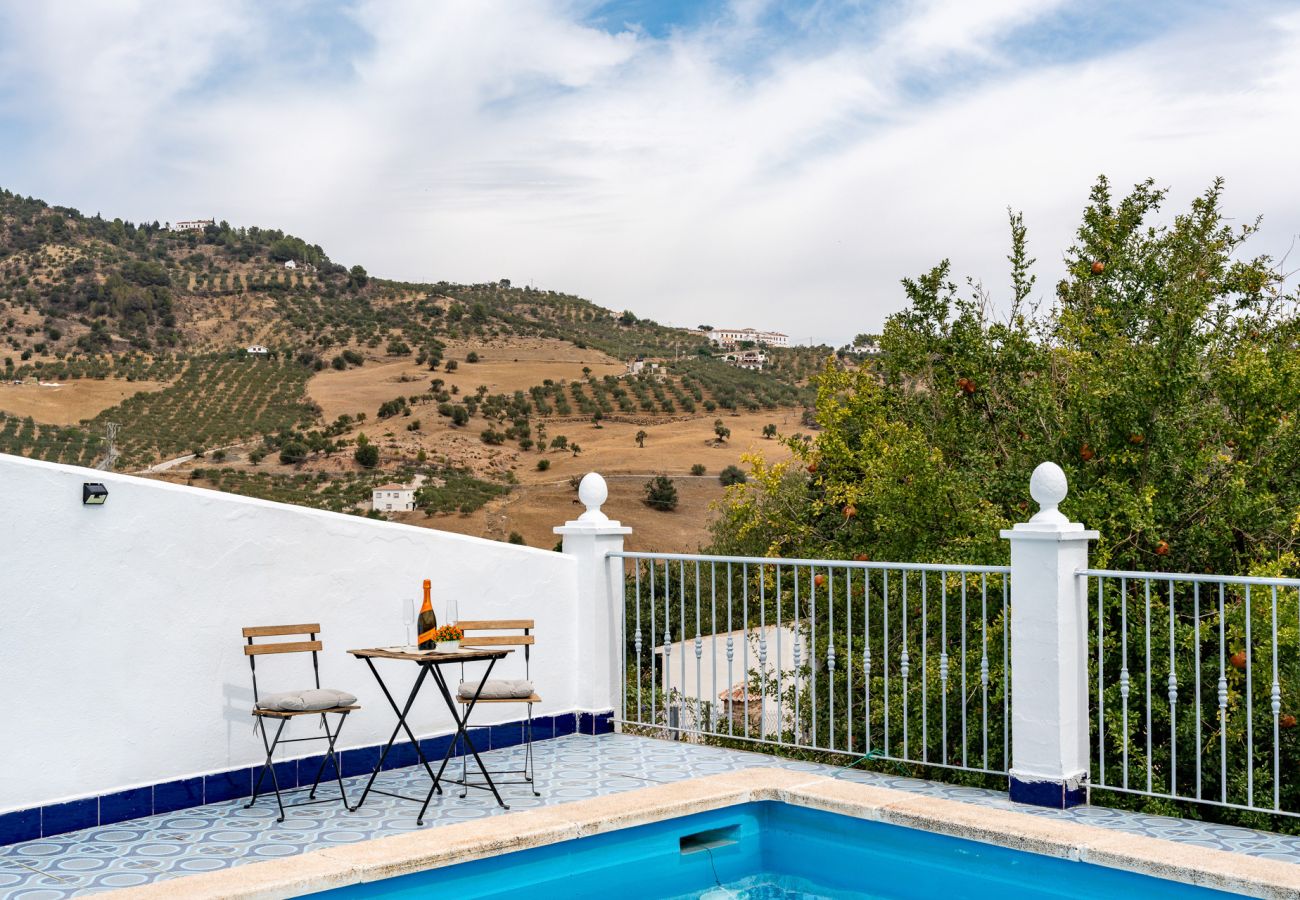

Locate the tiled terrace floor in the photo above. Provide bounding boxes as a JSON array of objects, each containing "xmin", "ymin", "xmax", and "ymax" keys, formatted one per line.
[{"xmin": 3, "ymin": 733, "xmax": 1299, "ymax": 898}]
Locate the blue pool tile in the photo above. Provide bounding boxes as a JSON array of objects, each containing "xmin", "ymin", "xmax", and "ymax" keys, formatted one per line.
[
  {"xmin": 204, "ymin": 767, "xmax": 252, "ymax": 804},
  {"xmin": 41, "ymin": 797, "xmax": 98, "ymax": 837},
  {"xmin": 342, "ymin": 745, "xmax": 382, "ymax": 778},
  {"xmin": 420, "ymin": 734, "xmax": 454, "ymax": 764},
  {"xmin": 455, "ymin": 727, "xmax": 491, "ymax": 757},
  {"xmin": 578, "ymin": 712, "xmax": 596, "ymax": 735},
  {"xmin": 99, "ymin": 786, "xmax": 153, "ymax": 825},
  {"xmin": 153, "ymin": 776, "xmax": 204, "ymax": 815},
  {"xmin": 262, "ymin": 759, "xmax": 298, "ymax": 791},
  {"xmin": 491, "ymin": 722, "xmax": 524, "ymax": 749},
  {"xmin": 0, "ymin": 807, "xmax": 40, "ymax": 845},
  {"xmin": 594, "ymin": 711, "xmax": 614, "ymax": 735},
  {"xmin": 551, "ymin": 713, "xmax": 577, "ymax": 737},
  {"xmin": 383, "ymin": 742, "xmax": 418, "ymax": 771},
  {"xmin": 530, "ymin": 715, "xmax": 556, "ymax": 741}
]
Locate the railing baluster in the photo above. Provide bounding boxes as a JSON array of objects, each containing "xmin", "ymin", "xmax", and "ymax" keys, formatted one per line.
[
  {"xmin": 1145, "ymin": 578, "xmax": 1153, "ymax": 794},
  {"xmin": 1271, "ymin": 585, "xmax": 1281, "ymax": 812},
  {"xmin": 1193, "ymin": 581, "xmax": 1201, "ymax": 800},
  {"xmin": 960, "ymin": 572, "xmax": 968, "ymax": 770},
  {"xmin": 743, "ymin": 562, "xmax": 751, "ymax": 742},
  {"xmin": 921, "ymin": 571, "xmax": 928, "ymax": 763},
  {"xmin": 694, "ymin": 560, "xmax": 703, "ymax": 734},
  {"xmin": 810, "ymin": 564, "xmax": 818, "ymax": 748},
  {"xmin": 864, "ymin": 569, "xmax": 872, "ymax": 754},
  {"xmin": 901, "ymin": 570, "xmax": 910, "ymax": 760},
  {"xmin": 776, "ymin": 564, "xmax": 783, "ymax": 745},
  {"xmin": 1218, "ymin": 581, "xmax": 1227, "ymax": 805},
  {"xmin": 1002, "ymin": 575, "xmax": 1009, "ymax": 772},
  {"xmin": 847, "ymin": 567, "xmax": 853, "ymax": 754},
  {"xmin": 1246, "ymin": 584, "xmax": 1254, "ymax": 808},
  {"xmin": 1120, "ymin": 576, "xmax": 1130, "ymax": 791},
  {"xmin": 634, "ymin": 560, "xmax": 643, "ymax": 726},
  {"xmin": 1096, "ymin": 576, "xmax": 1105, "ymax": 787},
  {"xmin": 1167, "ymin": 579, "xmax": 1177, "ymax": 796},
  {"xmin": 759, "ymin": 564, "xmax": 768, "ymax": 741},
  {"xmin": 827, "ymin": 566, "xmax": 835, "ymax": 752},
  {"xmin": 793, "ymin": 566, "xmax": 801, "ymax": 744},
  {"xmin": 883, "ymin": 568, "xmax": 890, "ymax": 758},
  {"xmin": 980, "ymin": 573, "xmax": 988, "ymax": 771},
  {"xmin": 679, "ymin": 560, "xmax": 687, "ymax": 734}
]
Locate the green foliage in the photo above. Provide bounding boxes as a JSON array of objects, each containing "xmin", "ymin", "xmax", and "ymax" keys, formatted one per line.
[
  {"xmin": 709, "ymin": 177, "xmax": 1300, "ymax": 830},
  {"xmin": 719, "ymin": 464, "xmax": 747, "ymax": 486},
  {"xmin": 537, "ymin": 458, "xmax": 551, "ymax": 471},
  {"xmin": 415, "ymin": 472, "xmax": 509, "ymax": 515},
  {"xmin": 643, "ymin": 474, "xmax": 679, "ymax": 511},
  {"xmin": 353, "ymin": 442, "xmax": 379, "ymax": 468}
]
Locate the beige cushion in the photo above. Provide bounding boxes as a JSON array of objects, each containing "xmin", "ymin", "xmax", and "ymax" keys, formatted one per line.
[
  {"xmin": 256, "ymin": 688, "xmax": 357, "ymax": 711},
  {"xmin": 458, "ymin": 679, "xmax": 534, "ymax": 700}
]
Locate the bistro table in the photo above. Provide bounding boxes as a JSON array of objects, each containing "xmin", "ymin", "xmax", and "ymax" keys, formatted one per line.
[{"xmin": 348, "ymin": 646, "xmax": 512, "ymax": 823}]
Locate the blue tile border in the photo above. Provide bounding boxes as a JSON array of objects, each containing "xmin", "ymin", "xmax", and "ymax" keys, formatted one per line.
[
  {"xmin": 0, "ymin": 808, "xmax": 40, "ymax": 845},
  {"xmin": 0, "ymin": 709, "xmax": 608, "ymax": 847}
]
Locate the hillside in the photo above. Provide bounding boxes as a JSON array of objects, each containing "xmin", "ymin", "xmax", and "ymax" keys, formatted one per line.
[{"xmin": 0, "ymin": 187, "xmax": 827, "ymax": 549}]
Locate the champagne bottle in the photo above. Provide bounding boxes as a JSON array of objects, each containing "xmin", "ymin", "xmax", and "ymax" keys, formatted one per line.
[{"xmin": 417, "ymin": 579, "xmax": 438, "ymax": 650}]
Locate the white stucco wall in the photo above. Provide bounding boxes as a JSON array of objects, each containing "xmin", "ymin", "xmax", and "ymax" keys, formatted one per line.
[{"xmin": 0, "ymin": 453, "xmax": 582, "ymax": 813}]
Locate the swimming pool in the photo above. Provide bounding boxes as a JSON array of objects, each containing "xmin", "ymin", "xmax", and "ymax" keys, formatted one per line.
[{"xmin": 314, "ymin": 801, "xmax": 1240, "ymax": 899}]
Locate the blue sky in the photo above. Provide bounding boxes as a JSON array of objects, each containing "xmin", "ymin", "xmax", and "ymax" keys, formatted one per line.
[{"xmin": 1, "ymin": 0, "xmax": 1298, "ymax": 344}]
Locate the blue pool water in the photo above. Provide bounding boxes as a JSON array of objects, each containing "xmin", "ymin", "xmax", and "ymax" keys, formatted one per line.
[{"xmin": 317, "ymin": 801, "xmax": 1240, "ymax": 899}]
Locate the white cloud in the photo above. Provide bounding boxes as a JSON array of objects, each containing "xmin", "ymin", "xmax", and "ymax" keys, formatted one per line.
[{"xmin": 2, "ymin": 0, "xmax": 1298, "ymax": 344}]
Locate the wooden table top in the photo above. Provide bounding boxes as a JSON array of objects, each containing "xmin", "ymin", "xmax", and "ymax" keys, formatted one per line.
[{"xmin": 348, "ymin": 646, "xmax": 511, "ymax": 664}]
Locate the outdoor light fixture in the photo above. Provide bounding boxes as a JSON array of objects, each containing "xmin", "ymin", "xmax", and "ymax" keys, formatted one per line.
[{"xmin": 82, "ymin": 483, "xmax": 109, "ymax": 505}]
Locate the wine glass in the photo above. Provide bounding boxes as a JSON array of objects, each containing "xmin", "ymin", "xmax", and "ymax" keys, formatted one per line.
[
  {"xmin": 402, "ymin": 598, "xmax": 416, "ymax": 648},
  {"xmin": 445, "ymin": 595, "xmax": 459, "ymax": 628}
]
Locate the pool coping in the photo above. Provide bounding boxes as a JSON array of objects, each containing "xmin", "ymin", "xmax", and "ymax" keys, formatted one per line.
[{"xmin": 100, "ymin": 767, "xmax": 1300, "ymax": 899}]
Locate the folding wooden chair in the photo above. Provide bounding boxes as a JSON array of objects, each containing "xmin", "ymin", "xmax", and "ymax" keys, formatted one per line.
[
  {"xmin": 457, "ymin": 619, "xmax": 541, "ymax": 796},
  {"xmin": 242, "ymin": 624, "xmax": 359, "ymax": 822}
]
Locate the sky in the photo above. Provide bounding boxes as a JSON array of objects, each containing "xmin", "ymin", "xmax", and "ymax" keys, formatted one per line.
[{"xmin": 1, "ymin": 0, "xmax": 1298, "ymax": 345}]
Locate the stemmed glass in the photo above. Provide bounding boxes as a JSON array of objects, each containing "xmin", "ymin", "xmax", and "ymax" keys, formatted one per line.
[{"xmin": 402, "ymin": 598, "xmax": 416, "ymax": 648}]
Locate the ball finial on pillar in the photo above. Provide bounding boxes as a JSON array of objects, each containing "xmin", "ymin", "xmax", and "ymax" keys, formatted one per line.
[
  {"xmin": 577, "ymin": 472, "xmax": 610, "ymax": 523},
  {"xmin": 1028, "ymin": 461, "xmax": 1069, "ymax": 525}
]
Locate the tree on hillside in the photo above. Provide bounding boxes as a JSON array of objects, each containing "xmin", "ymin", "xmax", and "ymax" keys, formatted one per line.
[
  {"xmin": 762, "ymin": 423, "xmax": 777, "ymax": 439},
  {"xmin": 713, "ymin": 419, "xmax": 730, "ymax": 443},
  {"xmin": 635, "ymin": 430, "xmax": 647, "ymax": 448},
  {"xmin": 643, "ymin": 474, "xmax": 678, "ymax": 511}
]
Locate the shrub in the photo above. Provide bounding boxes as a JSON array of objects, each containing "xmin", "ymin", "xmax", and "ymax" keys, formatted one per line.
[
  {"xmin": 445, "ymin": 360, "xmax": 459, "ymax": 372},
  {"xmin": 643, "ymin": 474, "xmax": 678, "ymax": 511},
  {"xmin": 353, "ymin": 442, "xmax": 379, "ymax": 467},
  {"xmin": 537, "ymin": 458, "xmax": 551, "ymax": 471},
  {"xmin": 466, "ymin": 351, "xmax": 480, "ymax": 363},
  {"xmin": 719, "ymin": 464, "xmax": 747, "ymax": 486},
  {"xmin": 451, "ymin": 406, "xmax": 469, "ymax": 427},
  {"xmin": 690, "ymin": 463, "xmax": 706, "ymax": 476},
  {"xmin": 507, "ymin": 531, "xmax": 526, "ymax": 545},
  {"xmin": 280, "ymin": 441, "xmax": 309, "ymax": 465}
]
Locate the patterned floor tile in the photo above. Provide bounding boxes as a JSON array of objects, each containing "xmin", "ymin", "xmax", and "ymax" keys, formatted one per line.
[{"xmin": 2, "ymin": 733, "xmax": 1298, "ymax": 897}]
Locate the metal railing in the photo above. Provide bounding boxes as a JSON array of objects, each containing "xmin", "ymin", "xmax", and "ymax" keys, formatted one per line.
[
  {"xmin": 609, "ymin": 551, "xmax": 1011, "ymax": 777},
  {"xmin": 1081, "ymin": 569, "xmax": 1300, "ymax": 817}
]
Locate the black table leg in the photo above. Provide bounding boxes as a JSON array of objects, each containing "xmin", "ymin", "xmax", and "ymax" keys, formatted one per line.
[
  {"xmin": 351, "ymin": 659, "xmax": 441, "ymax": 810},
  {"xmin": 416, "ymin": 658, "xmax": 508, "ymax": 823}
]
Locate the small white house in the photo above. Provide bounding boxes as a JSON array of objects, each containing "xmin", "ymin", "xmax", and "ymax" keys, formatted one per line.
[
  {"xmin": 246, "ymin": 345, "xmax": 269, "ymax": 356},
  {"xmin": 283, "ymin": 260, "xmax": 297, "ymax": 270},
  {"xmin": 372, "ymin": 483, "xmax": 416, "ymax": 512}
]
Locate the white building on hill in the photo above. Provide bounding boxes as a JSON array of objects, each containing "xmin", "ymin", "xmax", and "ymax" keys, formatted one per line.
[
  {"xmin": 373, "ymin": 483, "xmax": 416, "ymax": 512},
  {"xmin": 170, "ymin": 219, "xmax": 214, "ymax": 232},
  {"xmin": 707, "ymin": 327, "xmax": 788, "ymax": 349},
  {"xmin": 283, "ymin": 260, "xmax": 297, "ymax": 270},
  {"xmin": 245, "ymin": 345, "xmax": 269, "ymax": 356}
]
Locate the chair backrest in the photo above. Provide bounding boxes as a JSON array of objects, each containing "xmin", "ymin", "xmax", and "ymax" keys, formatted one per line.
[
  {"xmin": 458, "ymin": 619, "xmax": 534, "ymax": 675},
  {"xmin": 242, "ymin": 624, "xmax": 323, "ymax": 705}
]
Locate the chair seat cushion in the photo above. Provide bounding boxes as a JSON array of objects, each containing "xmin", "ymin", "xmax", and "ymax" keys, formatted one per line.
[
  {"xmin": 458, "ymin": 678, "xmax": 535, "ymax": 700},
  {"xmin": 257, "ymin": 688, "xmax": 357, "ymax": 711}
]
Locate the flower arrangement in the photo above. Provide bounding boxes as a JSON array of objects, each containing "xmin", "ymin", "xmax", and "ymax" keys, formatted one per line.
[{"xmin": 432, "ymin": 625, "xmax": 463, "ymax": 643}]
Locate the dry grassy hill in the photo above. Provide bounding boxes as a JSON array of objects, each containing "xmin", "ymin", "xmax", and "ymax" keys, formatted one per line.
[{"xmin": 0, "ymin": 187, "xmax": 830, "ymax": 551}]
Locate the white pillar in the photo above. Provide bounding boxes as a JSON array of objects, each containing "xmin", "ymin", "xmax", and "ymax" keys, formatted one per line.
[
  {"xmin": 1000, "ymin": 462, "xmax": 1098, "ymax": 808},
  {"xmin": 555, "ymin": 473, "xmax": 631, "ymax": 718}
]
